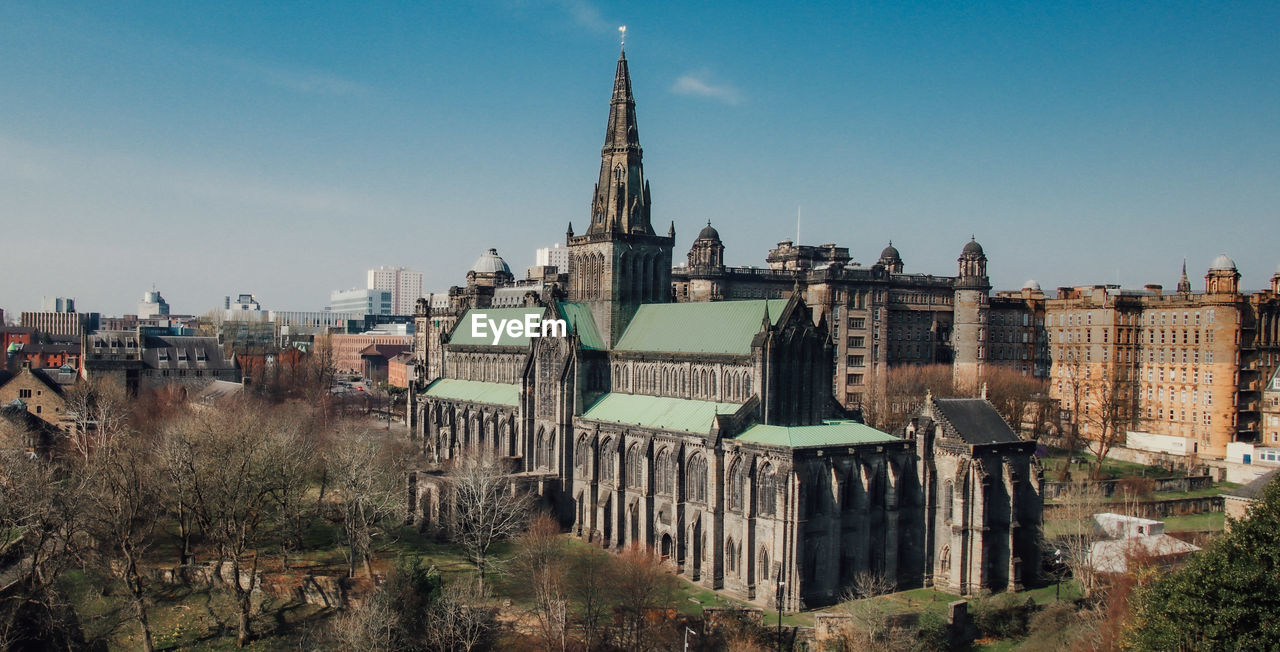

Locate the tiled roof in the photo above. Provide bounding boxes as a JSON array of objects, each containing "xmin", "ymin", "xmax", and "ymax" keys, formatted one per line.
[
  {"xmin": 422, "ymin": 378, "xmax": 520, "ymax": 406},
  {"xmin": 556, "ymin": 302, "xmax": 605, "ymax": 351},
  {"xmin": 580, "ymin": 392, "xmax": 741, "ymax": 434},
  {"xmin": 448, "ymin": 307, "xmax": 547, "ymax": 347},
  {"xmin": 614, "ymin": 299, "xmax": 790, "ymax": 356},
  {"xmin": 736, "ymin": 420, "xmax": 899, "ymax": 448}
]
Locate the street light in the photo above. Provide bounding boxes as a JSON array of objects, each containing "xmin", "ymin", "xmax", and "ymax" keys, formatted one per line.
[{"xmin": 683, "ymin": 626, "xmax": 697, "ymax": 651}]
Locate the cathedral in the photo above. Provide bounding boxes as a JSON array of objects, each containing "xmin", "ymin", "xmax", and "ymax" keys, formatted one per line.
[{"xmin": 408, "ymin": 50, "xmax": 1043, "ymax": 608}]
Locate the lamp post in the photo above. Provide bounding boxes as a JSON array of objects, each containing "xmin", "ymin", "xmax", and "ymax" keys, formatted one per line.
[{"xmin": 775, "ymin": 577, "xmax": 786, "ymax": 651}]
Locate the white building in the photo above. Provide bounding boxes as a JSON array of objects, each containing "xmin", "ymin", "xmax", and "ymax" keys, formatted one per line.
[
  {"xmin": 330, "ymin": 288, "xmax": 392, "ymax": 316},
  {"xmin": 222, "ymin": 293, "xmax": 267, "ymax": 321},
  {"xmin": 534, "ymin": 243, "xmax": 569, "ymax": 272},
  {"xmin": 138, "ymin": 290, "xmax": 170, "ymax": 319},
  {"xmin": 367, "ymin": 266, "xmax": 424, "ymax": 316}
]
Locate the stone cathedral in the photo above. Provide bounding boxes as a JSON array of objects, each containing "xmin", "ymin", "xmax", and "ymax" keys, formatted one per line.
[{"xmin": 408, "ymin": 50, "xmax": 1043, "ymax": 608}]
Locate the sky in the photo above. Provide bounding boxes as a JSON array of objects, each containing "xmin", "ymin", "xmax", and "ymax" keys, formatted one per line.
[{"xmin": 2, "ymin": 1, "xmax": 1278, "ymax": 316}]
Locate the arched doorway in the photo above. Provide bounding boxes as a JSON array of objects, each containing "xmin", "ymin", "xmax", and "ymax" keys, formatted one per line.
[
  {"xmin": 691, "ymin": 519, "xmax": 703, "ymax": 580},
  {"xmin": 661, "ymin": 533, "xmax": 673, "ymax": 560}
]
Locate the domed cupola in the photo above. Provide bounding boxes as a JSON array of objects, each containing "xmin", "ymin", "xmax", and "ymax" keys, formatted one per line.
[
  {"xmin": 1205, "ymin": 253, "xmax": 1240, "ymax": 295},
  {"xmin": 957, "ymin": 236, "xmax": 989, "ymax": 287},
  {"xmin": 877, "ymin": 241, "xmax": 904, "ymax": 273},
  {"xmin": 687, "ymin": 220, "xmax": 726, "ymax": 271}
]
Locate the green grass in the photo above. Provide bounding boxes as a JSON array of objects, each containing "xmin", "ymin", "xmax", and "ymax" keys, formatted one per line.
[{"xmin": 1162, "ymin": 511, "xmax": 1226, "ymax": 532}]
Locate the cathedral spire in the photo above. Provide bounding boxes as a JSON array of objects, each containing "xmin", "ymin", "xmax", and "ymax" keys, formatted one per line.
[
  {"xmin": 1177, "ymin": 259, "xmax": 1192, "ymax": 294},
  {"xmin": 588, "ymin": 49, "xmax": 651, "ymax": 235}
]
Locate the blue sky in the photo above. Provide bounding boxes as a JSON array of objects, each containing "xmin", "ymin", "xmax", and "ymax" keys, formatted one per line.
[{"xmin": 2, "ymin": 1, "xmax": 1278, "ymax": 315}]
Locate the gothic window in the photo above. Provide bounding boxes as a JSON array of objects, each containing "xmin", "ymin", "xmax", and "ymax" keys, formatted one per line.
[
  {"xmin": 726, "ymin": 538, "xmax": 738, "ymax": 574},
  {"xmin": 757, "ymin": 463, "xmax": 777, "ymax": 516},
  {"xmin": 710, "ymin": 372, "xmax": 717, "ymax": 395},
  {"xmin": 655, "ymin": 448, "xmax": 674, "ymax": 495},
  {"xmin": 728, "ymin": 459, "xmax": 748, "ymax": 512},
  {"xmin": 760, "ymin": 547, "xmax": 771, "ymax": 581},
  {"xmin": 686, "ymin": 454, "xmax": 708, "ymax": 503},
  {"xmin": 942, "ymin": 481, "xmax": 953, "ymax": 523},
  {"xmin": 601, "ymin": 438, "xmax": 616, "ymax": 482},
  {"xmin": 625, "ymin": 444, "xmax": 644, "ymax": 489},
  {"xmin": 535, "ymin": 429, "xmax": 546, "ymax": 470},
  {"xmin": 575, "ymin": 437, "xmax": 590, "ymax": 473},
  {"xmin": 743, "ymin": 373, "xmax": 752, "ymax": 396}
]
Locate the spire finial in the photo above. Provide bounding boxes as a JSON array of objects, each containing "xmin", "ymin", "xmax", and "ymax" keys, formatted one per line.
[
  {"xmin": 888, "ymin": 239, "xmax": 892, "ymax": 247},
  {"xmin": 618, "ymin": 25, "xmax": 626, "ymax": 52}
]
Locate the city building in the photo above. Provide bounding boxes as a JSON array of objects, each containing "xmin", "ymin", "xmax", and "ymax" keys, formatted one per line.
[
  {"xmin": 138, "ymin": 289, "xmax": 170, "ymax": 319},
  {"xmin": 330, "ymin": 288, "xmax": 392, "ymax": 316},
  {"xmin": 326, "ymin": 332, "xmax": 412, "ymax": 375},
  {"xmin": 1045, "ymin": 259, "xmax": 1280, "ymax": 458},
  {"xmin": 1265, "ymin": 365, "xmax": 1280, "ymax": 446},
  {"xmin": 0, "ymin": 365, "xmax": 77, "ymax": 431},
  {"xmin": 408, "ymin": 50, "xmax": 1042, "ymax": 607},
  {"xmin": 535, "ymin": 243, "xmax": 570, "ymax": 273},
  {"xmin": 20, "ymin": 311, "xmax": 100, "ymax": 338},
  {"xmin": 368, "ymin": 266, "xmax": 425, "ymax": 316},
  {"xmin": 83, "ymin": 328, "xmax": 238, "ymax": 395},
  {"xmin": 40, "ymin": 297, "xmax": 75, "ymax": 313}
]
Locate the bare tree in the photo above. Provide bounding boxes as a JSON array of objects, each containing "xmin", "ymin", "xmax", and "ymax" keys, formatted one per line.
[
  {"xmin": 565, "ymin": 542, "xmax": 613, "ymax": 650},
  {"xmin": 1081, "ymin": 367, "xmax": 1134, "ymax": 480},
  {"xmin": 79, "ymin": 433, "xmax": 164, "ymax": 652},
  {"xmin": 980, "ymin": 367, "xmax": 1048, "ymax": 435},
  {"xmin": 326, "ymin": 425, "xmax": 405, "ymax": 577},
  {"xmin": 445, "ymin": 454, "xmax": 532, "ymax": 592},
  {"xmin": 161, "ymin": 402, "xmax": 305, "ymax": 647},
  {"xmin": 1047, "ymin": 481, "xmax": 1106, "ymax": 598},
  {"xmin": 862, "ymin": 364, "xmax": 958, "ymax": 430},
  {"xmin": 424, "ymin": 579, "xmax": 497, "ymax": 652},
  {"xmin": 610, "ymin": 545, "xmax": 680, "ymax": 651},
  {"xmin": 509, "ymin": 514, "xmax": 570, "ymax": 650},
  {"xmin": 62, "ymin": 376, "xmax": 131, "ymax": 461}
]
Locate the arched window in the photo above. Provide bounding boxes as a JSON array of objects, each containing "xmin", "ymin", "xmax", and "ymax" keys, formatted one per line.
[
  {"xmin": 757, "ymin": 463, "xmax": 777, "ymax": 516},
  {"xmin": 728, "ymin": 459, "xmax": 748, "ymax": 512},
  {"xmin": 726, "ymin": 538, "xmax": 737, "ymax": 573},
  {"xmin": 625, "ymin": 444, "xmax": 644, "ymax": 489},
  {"xmin": 575, "ymin": 437, "xmax": 590, "ymax": 473},
  {"xmin": 760, "ymin": 547, "xmax": 771, "ymax": 581},
  {"xmin": 686, "ymin": 454, "xmax": 708, "ymax": 503},
  {"xmin": 601, "ymin": 438, "xmax": 616, "ymax": 481},
  {"xmin": 656, "ymin": 448, "xmax": 674, "ymax": 495},
  {"xmin": 942, "ymin": 480, "xmax": 954, "ymax": 523},
  {"xmin": 710, "ymin": 371, "xmax": 717, "ymax": 395}
]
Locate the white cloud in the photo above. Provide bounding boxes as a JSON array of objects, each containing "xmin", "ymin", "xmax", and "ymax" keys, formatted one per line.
[
  {"xmin": 549, "ymin": 0, "xmax": 613, "ymax": 34},
  {"xmin": 671, "ymin": 72, "xmax": 743, "ymax": 105}
]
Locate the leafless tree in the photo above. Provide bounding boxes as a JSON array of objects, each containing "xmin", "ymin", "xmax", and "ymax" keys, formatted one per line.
[
  {"xmin": 160, "ymin": 401, "xmax": 305, "ymax": 647},
  {"xmin": 980, "ymin": 367, "xmax": 1048, "ymax": 436},
  {"xmin": 610, "ymin": 545, "xmax": 680, "ymax": 651},
  {"xmin": 326, "ymin": 425, "xmax": 405, "ymax": 578},
  {"xmin": 565, "ymin": 542, "xmax": 613, "ymax": 650},
  {"xmin": 0, "ymin": 451, "xmax": 85, "ymax": 648},
  {"xmin": 862, "ymin": 363, "xmax": 958, "ymax": 430},
  {"xmin": 424, "ymin": 579, "xmax": 496, "ymax": 652},
  {"xmin": 1048, "ymin": 481, "xmax": 1106, "ymax": 598},
  {"xmin": 325, "ymin": 591, "xmax": 400, "ymax": 652},
  {"xmin": 509, "ymin": 514, "xmax": 570, "ymax": 650},
  {"xmin": 79, "ymin": 433, "xmax": 164, "ymax": 652},
  {"xmin": 63, "ymin": 376, "xmax": 131, "ymax": 461},
  {"xmin": 1081, "ymin": 367, "xmax": 1134, "ymax": 480},
  {"xmin": 848, "ymin": 568, "xmax": 896, "ymax": 599},
  {"xmin": 444, "ymin": 454, "xmax": 532, "ymax": 592}
]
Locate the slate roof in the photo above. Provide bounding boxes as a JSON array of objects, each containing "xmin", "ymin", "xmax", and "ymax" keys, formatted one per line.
[
  {"xmin": 932, "ymin": 398, "xmax": 1022, "ymax": 445},
  {"xmin": 736, "ymin": 420, "xmax": 899, "ymax": 448},
  {"xmin": 613, "ymin": 299, "xmax": 790, "ymax": 356},
  {"xmin": 141, "ymin": 336, "xmax": 234, "ymax": 370},
  {"xmin": 1226, "ymin": 468, "xmax": 1279, "ymax": 500},
  {"xmin": 422, "ymin": 378, "xmax": 520, "ymax": 407},
  {"xmin": 581, "ymin": 393, "xmax": 741, "ymax": 434}
]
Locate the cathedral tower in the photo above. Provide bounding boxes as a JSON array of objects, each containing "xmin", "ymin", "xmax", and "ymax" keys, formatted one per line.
[
  {"xmin": 952, "ymin": 237, "xmax": 991, "ymax": 392},
  {"xmin": 568, "ymin": 50, "xmax": 675, "ymax": 347}
]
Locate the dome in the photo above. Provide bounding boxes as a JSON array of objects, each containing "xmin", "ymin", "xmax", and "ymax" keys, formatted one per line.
[
  {"xmin": 879, "ymin": 242, "xmax": 901, "ymax": 262},
  {"xmin": 1023, "ymin": 280, "xmax": 1041, "ymax": 291},
  {"xmin": 697, "ymin": 221, "xmax": 721, "ymax": 241},
  {"xmin": 1209, "ymin": 253, "xmax": 1237, "ymax": 271},
  {"xmin": 471, "ymin": 248, "xmax": 512, "ymax": 275},
  {"xmin": 962, "ymin": 238, "xmax": 985, "ymax": 256}
]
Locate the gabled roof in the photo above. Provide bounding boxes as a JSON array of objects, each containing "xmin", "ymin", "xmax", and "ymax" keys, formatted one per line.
[
  {"xmin": 932, "ymin": 398, "xmax": 1021, "ymax": 445},
  {"xmin": 614, "ymin": 299, "xmax": 790, "ymax": 356},
  {"xmin": 422, "ymin": 378, "xmax": 520, "ymax": 407},
  {"xmin": 448, "ymin": 307, "xmax": 548, "ymax": 347},
  {"xmin": 580, "ymin": 393, "xmax": 741, "ymax": 434},
  {"xmin": 359, "ymin": 343, "xmax": 411, "ymax": 359},
  {"xmin": 556, "ymin": 303, "xmax": 605, "ymax": 351},
  {"xmin": 736, "ymin": 420, "xmax": 898, "ymax": 448},
  {"xmin": 1268, "ymin": 366, "xmax": 1280, "ymax": 392}
]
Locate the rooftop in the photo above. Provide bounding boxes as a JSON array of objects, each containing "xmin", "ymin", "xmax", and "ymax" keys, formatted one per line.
[
  {"xmin": 614, "ymin": 299, "xmax": 790, "ymax": 356},
  {"xmin": 736, "ymin": 420, "xmax": 899, "ymax": 448},
  {"xmin": 422, "ymin": 378, "xmax": 520, "ymax": 407},
  {"xmin": 580, "ymin": 393, "xmax": 741, "ymax": 434}
]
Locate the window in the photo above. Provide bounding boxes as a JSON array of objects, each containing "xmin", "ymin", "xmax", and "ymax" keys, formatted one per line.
[
  {"xmin": 655, "ymin": 448, "xmax": 674, "ymax": 495},
  {"xmin": 686, "ymin": 454, "xmax": 708, "ymax": 503},
  {"xmin": 728, "ymin": 460, "xmax": 748, "ymax": 511},
  {"xmin": 757, "ymin": 464, "xmax": 777, "ymax": 516},
  {"xmin": 625, "ymin": 445, "xmax": 644, "ymax": 489},
  {"xmin": 849, "ymin": 336, "xmax": 865, "ymax": 348},
  {"xmin": 849, "ymin": 318, "xmax": 865, "ymax": 329},
  {"xmin": 850, "ymin": 355, "xmax": 865, "ymax": 367},
  {"xmin": 18, "ymin": 389, "xmax": 32, "ymax": 398}
]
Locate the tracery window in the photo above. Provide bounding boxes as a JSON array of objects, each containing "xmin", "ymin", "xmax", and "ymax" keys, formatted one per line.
[
  {"xmin": 686, "ymin": 454, "xmax": 708, "ymax": 503},
  {"xmin": 655, "ymin": 448, "xmax": 675, "ymax": 495},
  {"xmin": 757, "ymin": 463, "xmax": 777, "ymax": 516},
  {"xmin": 625, "ymin": 444, "xmax": 644, "ymax": 489},
  {"xmin": 728, "ymin": 459, "xmax": 748, "ymax": 512}
]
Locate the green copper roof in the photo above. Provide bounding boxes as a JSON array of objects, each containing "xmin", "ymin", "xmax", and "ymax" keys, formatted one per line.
[
  {"xmin": 556, "ymin": 302, "xmax": 605, "ymax": 351},
  {"xmin": 581, "ymin": 392, "xmax": 742, "ymax": 434},
  {"xmin": 614, "ymin": 299, "xmax": 791, "ymax": 355},
  {"xmin": 448, "ymin": 307, "xmax": 548, "ymax": 347},
  {"xmin": 735, "ymin": 420, "xmax": 899, "ymax": 448},
  {"xmin": 422, "ymin": 378, "xmax": 520, "ymax": 406}
]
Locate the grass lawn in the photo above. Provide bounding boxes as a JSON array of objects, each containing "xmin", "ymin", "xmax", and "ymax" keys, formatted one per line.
[{"xmin": 1162, "ymin": 511, "xmax": 1226, "ymax": 532}]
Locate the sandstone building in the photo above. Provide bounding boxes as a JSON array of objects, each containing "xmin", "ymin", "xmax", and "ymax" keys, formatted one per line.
[
  {"xmin": 1045, "ymin": 259, "xmax": 1280, "ymax": 457},
  {"xmin": 408, "ymin": 50, "xmax": 1043, "ymax": 608}
]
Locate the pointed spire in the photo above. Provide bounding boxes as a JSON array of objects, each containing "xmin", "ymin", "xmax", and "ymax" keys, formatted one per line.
[
  {"xmin": 588, "ymin": 49, "xmax": 650, "ymax": 235},
  {"xmin": 1177, "ymin": 258, "xmax": 1192, "ymax": 294},
  {"xmin": 668, "ymin": 221, "xmax": 675, "ymax": 238}
]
